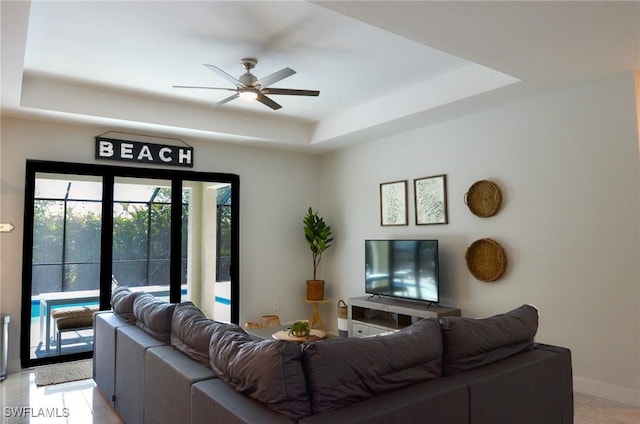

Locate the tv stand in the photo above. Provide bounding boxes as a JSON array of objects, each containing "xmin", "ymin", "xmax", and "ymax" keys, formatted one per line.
[{"xmin": 348, "ymin": 296, "xmax": 461, "ymax": 338}]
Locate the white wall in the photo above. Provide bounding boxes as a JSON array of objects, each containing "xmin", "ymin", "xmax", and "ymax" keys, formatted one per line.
[
  {"xmin": 0, "ymin": 118, "xmax": 319, "ymax": 373},
  {"xmin": 320, "ymin": 73, "xmax": 640, "ymax": 405},
  {"xmin": 1, "ymin": 73, "xmax": 638, "ymax": 406}
]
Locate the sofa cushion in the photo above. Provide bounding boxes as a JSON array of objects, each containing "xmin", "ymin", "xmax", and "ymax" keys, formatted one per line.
[
  {"xmin": 110, "ymin": 286, "xmax": 147, "ymax": 324},
  {"xmin": 301, "ymin": 318, "xmax": 443, "ymax": 415},
  {"xmin": 439, "ymin": 304, "xmax": 538, "ymax": 376},
  {"xmin": 208, "ymin": 325, "xmax": 311, "ymax": 421},
  {"xmin": 170, "ymin": 301, "xmax": 221, "ymax": 367},
  {"xmin": 133, "ymin": 295, "xmax": 176, "ymax": 343}
]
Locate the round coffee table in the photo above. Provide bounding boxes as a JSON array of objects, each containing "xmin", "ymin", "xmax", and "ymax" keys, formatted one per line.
[{"xmin": 272, "ymin": 329, "xmax": 327, "ymax": 342}]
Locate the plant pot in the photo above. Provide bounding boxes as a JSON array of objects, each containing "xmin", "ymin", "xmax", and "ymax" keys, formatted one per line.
[
  {"xmin": 306, "ymin": 280, "xmax": 325, "ymax": 301},
  {"xmin": 289, "ymin": 329, "xmax": 310, "ymax": 337},
  {"xmin": 288, "ymin": 320, "xmax": 310, "ymax": 337}
]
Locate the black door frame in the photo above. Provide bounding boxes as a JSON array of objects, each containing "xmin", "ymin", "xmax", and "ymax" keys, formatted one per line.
[{"xmin": 21, "ymin": 160, "xmax": 240, "ymax": 368}]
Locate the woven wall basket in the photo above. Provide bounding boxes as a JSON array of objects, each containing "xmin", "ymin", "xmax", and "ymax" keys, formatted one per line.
[
  {"xmin": 464, "ymin": 180, "xmax": 502, "ymax": 217},
  {"xmin": 465, "ymin": 238, "xmax": 507, "ymax": 282}
]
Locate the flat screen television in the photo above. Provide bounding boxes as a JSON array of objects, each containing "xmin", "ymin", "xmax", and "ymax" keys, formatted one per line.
[{"xmin": 365, "ymin": 239, "xmax": 439, "ymax": 304}]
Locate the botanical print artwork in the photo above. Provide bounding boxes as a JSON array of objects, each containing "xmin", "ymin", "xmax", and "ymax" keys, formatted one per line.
[
  {"xmin": 380, "ymin": 181, "xmax": 407, "ymax": 226},
  {"xmin": 415, "ymin": 175, "xmax": 448, "ymax": 225},
  {"xmin": 384, "ymin": 187, "xmax": 402, "ymax": 223}
]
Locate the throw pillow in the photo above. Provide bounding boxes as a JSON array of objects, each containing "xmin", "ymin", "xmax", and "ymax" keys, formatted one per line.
[
  {"xmin": 133, "ymin": 295, "xmax": 176, "ymax": 343},
  {"xmin": 170, "ymin": 302, "xmax": 221, "ymax": 367},
  {"xmin": 440, "ymin": 304, "xmax": 538, "ymax": 375},
  {"xmin": 110, "ymin": 286, "xmax": 147, "ymax": 324},
  {"xmin": 208, "ymin": 326, "xmax": 311, "ymax": 421},
  {"xmin": 301, "ymin": 318, "xmax": 442, "ymax": 415}
]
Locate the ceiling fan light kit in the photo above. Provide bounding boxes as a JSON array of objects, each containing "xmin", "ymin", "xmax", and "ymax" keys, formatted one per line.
[
  {"xmin": 239, "ymin": 89, "xmax": 258, "ymax": 101},
  {"xmin": 174, "ymin": 57, "xmax": 319, "ymax": 110}
]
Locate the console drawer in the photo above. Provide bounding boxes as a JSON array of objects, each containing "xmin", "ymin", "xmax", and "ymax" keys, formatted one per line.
[{"xmin": 351, "ymin": 322, "xmax": 370, "ymax": 338}]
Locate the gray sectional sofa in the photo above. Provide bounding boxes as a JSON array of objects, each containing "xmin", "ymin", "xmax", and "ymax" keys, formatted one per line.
[{"xmin": 93, "ymin": 287, "xmax": 573, "ymax": 423}]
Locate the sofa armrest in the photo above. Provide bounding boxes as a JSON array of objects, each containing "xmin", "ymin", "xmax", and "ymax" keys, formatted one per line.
[
  {"xmin": 534, "ymin": 343, "xmax": 574, "ymax": 423},
  {"xmin": 93, "ymin": 311, "xmax": 131, "ymax": 405}
]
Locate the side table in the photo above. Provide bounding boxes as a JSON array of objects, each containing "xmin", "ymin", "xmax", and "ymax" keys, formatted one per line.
[{"xmin": 304, "ymin": 298, "xmax": 330, "ymax": 331}]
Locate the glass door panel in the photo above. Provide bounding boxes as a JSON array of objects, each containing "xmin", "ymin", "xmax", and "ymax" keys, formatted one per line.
[
  {"xmin": 182, "ymin": 181, "xmax": 232, "ymax": 322},
  {"xmin": 112, "ymin": 178, "xmax": 173, "ymax": 301},
  {"xmin": 30, "ymin": 173, "xmax": 102, "ymax": 359}
]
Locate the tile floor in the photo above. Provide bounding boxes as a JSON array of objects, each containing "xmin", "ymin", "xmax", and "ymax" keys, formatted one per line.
[
  {"xmin": 574, "ymin": 392, "xmax": 640, "ymax": 424},
  {"xmin": 0, "ymin": 369, "xmax": 121, "ymax": 424},
  {"xmin": 1, "ymin": 366, "xmax": 639, "ymax": 423}
]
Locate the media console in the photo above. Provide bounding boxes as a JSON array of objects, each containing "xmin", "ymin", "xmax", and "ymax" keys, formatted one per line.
[{"xmin": 348, "ymin": 296, "xmax": 461, "ymax": 338}]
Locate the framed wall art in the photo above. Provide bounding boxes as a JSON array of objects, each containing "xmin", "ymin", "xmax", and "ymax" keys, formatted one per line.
[
  {"xmin": 414, "ymin": 174, "xmax": 448, "ymax": 225},
  {"xmin": 380, "ymin": 180, "xmax": 408, "ymax": 226}
]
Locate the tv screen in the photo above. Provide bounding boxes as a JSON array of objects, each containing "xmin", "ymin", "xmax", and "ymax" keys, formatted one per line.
[{"xmin": 365, "ymin": 239, "xmax": 439, "ymax": 303}]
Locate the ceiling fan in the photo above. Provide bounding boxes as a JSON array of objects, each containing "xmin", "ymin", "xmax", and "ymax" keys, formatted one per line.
[{"xmin": 173, "ymin": 58, "xmax": 320, "ymax": 110}]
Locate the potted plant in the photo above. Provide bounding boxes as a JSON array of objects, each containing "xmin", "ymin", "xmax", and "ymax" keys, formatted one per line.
[
  {"xmin": 303, "ymin": 207, "xmax": 333, "ymax": 300},
  {"xmin": 288, "ymin": 320, "xmax": 310, "ymax": 337}
]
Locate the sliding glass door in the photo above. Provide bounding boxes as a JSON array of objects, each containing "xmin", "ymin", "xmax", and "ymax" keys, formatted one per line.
[
  {"xmin": 28, "ymin": 173, "xmax": 103, "ymax": 360},
  {"xmin": 21, "ymin": 161, "xmax": 239, "ymax": 368}
]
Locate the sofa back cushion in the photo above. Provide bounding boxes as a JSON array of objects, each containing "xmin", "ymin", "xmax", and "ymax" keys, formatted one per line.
[
  {"xmin": 301, "ymin": 318, "xmax": 442, "ymax": 415},
  {"xmin": 110, "ymin": 286, "xmax": 146, "ymax": 324},
  {"xmin": 133, "ymin": 295, "xmax": 176, "ymax": 343},
  {"xmin": 440, "ymin": 304, "xmax": 538, "ymax": 375},
  {"xmin": 171, "ymin": 302, "xmax": 220, "ymax": 367},
  {"xmin": 208, "ymin": 325, "xmax": 311, "ymax": 421}
]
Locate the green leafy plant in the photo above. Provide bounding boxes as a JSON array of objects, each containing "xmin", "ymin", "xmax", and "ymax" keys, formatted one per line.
[
  {"xmin": 288, "ymin": 320, "xmax": 310, "ymax": 337},
  {"xmin": 303, "ymin": 207, "xmax": 334, "ymax": 280}
]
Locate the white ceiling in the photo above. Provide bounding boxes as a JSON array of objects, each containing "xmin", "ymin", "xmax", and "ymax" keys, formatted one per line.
[{"xmin": 2, "ymin": 1, "xmax": 638, "ymax": 152}]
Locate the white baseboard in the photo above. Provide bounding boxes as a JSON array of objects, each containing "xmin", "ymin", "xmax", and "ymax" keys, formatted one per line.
[{"xmin": 574, "ymin": 376, "xmax": 640, "ymax": 407}]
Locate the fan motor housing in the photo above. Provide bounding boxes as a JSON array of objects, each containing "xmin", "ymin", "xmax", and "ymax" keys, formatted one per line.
[
  {"xmin": 240, "ymin": 58, "xmax": 258, "ymax": 85},
  {"xmin": 240, "ymin": 58, "xmax": 257, "ymax": 70}
]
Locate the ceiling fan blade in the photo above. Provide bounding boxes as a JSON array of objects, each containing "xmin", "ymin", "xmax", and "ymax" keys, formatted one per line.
[
  {"xmin": 215, "ymin": 92, "xmax": 240, "ymax": 106},
  {"xmin": 255, "ymin": 67, "xmax": 296, "ymax": 88},
  {"xmin": 173, "ymin": 85, "xmax": 236, "ymax": 91},
  {"xmin": 256, "ymin": 93, "xmax": 282, "ymax": 110},
  {"xmin": 204, "ymin": 64, "xmax": 243, "ymax": 87},
  {"xmin": 262, "ymin": 88, "xmax": 320, "ymax": 96}
]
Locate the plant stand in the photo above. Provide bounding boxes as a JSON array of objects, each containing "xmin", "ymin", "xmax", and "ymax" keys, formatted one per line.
[{"xmin": 304, "ymin": 298, "xmax": 330, "ymax": 331}]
